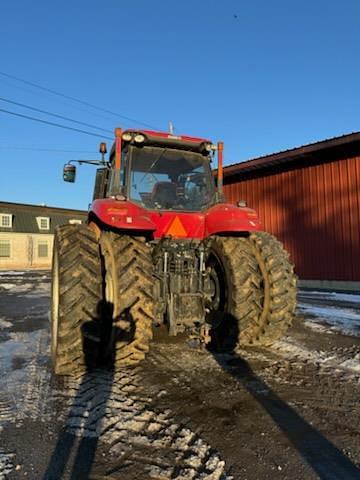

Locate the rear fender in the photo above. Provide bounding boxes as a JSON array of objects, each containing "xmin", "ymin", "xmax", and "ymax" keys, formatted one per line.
[
  {"xmin": 90, "ymin": 199, "xmax": 157, "ymax": 232},
  {"xmin": 205, "ymin": 203, "xmax": 261, "ymax": 236}
]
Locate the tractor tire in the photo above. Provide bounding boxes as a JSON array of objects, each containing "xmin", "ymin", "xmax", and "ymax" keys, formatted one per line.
[
  {"xmin": 207, "ymin": 233, "xmax": 296, "ymax": 350},
  {"xmin": 207, "ymin": 236, "xmax": 264, "ymax": 351},
  {"xmin": 100, "ymin": 232, "xmax": 154, "ymax": 367},
  {"xmin": 248, "ymin": 231, "xmax": 297, "ymax": 345},
  {"xmin": 51, "ymin": 224, "xmax": 103, "ymax": 375}
]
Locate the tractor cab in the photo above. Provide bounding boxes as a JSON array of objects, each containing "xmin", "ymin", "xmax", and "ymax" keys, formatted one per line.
[
  {"xmin": 93, "ymin": 129, "xmax": 219, "ymax": 212},
  {"xmin": 63, "ymin": 127, "xmax": 261, "ymax": 240}
]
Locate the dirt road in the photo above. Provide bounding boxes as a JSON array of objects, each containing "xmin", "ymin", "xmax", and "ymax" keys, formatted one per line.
[{"xmin": 0, "ymin": 271, "xmax": 359, "ymax": 479}]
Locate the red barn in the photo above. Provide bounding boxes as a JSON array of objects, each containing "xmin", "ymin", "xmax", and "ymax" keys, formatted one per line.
[{"xmin": 223, "ymin": 132, "xmax": 360, "ymax": 291}]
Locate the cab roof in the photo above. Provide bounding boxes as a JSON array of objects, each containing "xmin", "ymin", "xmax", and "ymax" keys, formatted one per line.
[{"xmin": 109, "ymin": 129, "xmax": 213, "ymax": 157}]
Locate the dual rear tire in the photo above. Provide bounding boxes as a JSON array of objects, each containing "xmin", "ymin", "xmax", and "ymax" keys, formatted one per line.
[
  {"xmin": 99, "ymin": 232, "xmax": 154, "ymax": 367},
  {"xmin": 51, "ymin": 226, "xmax": 296, "ymax": 374},
  {"xmin": 51, "ymin": 225, "xmax": 103, "ymax": 375},
  {"xmin": 207, "ymin": 232, "xmax": 297, "ymax": 350},
  {"xmin": 51, "ymin": 226, "xmax": 154, "ymax": 375}
]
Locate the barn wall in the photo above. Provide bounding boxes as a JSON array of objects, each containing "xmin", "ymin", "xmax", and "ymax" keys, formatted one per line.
[{"xmin": 223, "ymin": 156, "xmax": 360, "ymax": 281}]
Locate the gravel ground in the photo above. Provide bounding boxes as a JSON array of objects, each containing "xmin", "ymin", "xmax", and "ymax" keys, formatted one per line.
[{"xmin": 0, "ymin": 271, "xmax": 359, "ymax": 480}]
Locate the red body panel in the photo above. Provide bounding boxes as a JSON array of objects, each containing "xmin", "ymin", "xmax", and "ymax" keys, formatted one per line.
[
  {"xmin": 124, "ymin": 129, "xmax": 211, "ymax": 145},
  {"xmin": 91, "ymin": 199, "xmax": 261, "ymax": 239}
]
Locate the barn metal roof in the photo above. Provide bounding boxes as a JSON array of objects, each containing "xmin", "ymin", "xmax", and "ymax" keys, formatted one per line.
[
  {"xmin": 0, "ymin": 201, "xmax": 87, "ymax": 234},
  {"xmin": 222, "ymin": 131, "xmax": 360, "ymax": 178}
]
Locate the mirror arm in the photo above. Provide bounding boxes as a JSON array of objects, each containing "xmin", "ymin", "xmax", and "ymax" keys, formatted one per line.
[
  {"xmin": 63, "ymin": 159, "xmax": 110, "ymax": 183},
  {"xmin": 68, "ymin": 159, "xmax": 110, "ymax": 167}
]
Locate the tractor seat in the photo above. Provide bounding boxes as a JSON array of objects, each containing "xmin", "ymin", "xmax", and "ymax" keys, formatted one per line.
[{"xmin": 151, "ymin": 182, "xmax": 177, "ymax": 208}]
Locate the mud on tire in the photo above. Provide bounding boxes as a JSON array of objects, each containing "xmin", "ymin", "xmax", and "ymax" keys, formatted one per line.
[
  {"xmin": 51, "ymin": 225, "xmax": 103, "ymax": 375},
  {"xmin": 207, "ymin": 236, "xmax": 263, "ymax": 350},
  {"xmin": 208, "ymin": 233, "xmax": 296, "ymax": 349},
  {"xmin": 249, "ymin": 231, "xmax": 297, "ymax": 345},
  {"xmin": 100, "ymin": 232, "xmax": 154, "ymax": 367}
]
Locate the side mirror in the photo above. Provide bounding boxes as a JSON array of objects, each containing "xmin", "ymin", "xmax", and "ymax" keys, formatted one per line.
[{"xmin": 63, "ymin": 164, "xmax": 76, "ymax": 183}]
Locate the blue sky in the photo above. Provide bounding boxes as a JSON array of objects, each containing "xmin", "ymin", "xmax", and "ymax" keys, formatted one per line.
[{"xmin": 1, "ymin": 0, "xmax": 359, "ymax": 210}]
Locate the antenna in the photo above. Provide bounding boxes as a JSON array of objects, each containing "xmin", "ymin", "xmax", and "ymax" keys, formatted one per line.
[{"xmin": 168, "ymin": 121, "xmax": 174, "ymax": 134}]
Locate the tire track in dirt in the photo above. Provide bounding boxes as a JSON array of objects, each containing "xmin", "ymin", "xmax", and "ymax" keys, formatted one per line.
[
  {"xmin": 0, "ymin": 329, "xmax": 52, "ymax": 423},
  {"xmin": 55, "ymin": 368, "xmax": 229, "ymax": 479},
  {"xmin": 0, "ymin": 272, "xmax": 229, "ymax": 479},
  {"xmin": 270, "ymin": 338, "xmax": 360, "ymax": 377},
  {"xmin": 1, "ymin": 272, "xmax": 359, "ymax": 478},
  {"xmin": 143, "ymin": 338, "xmax": 360, "ymax": 479},
  {"xmin": 0, "ymin": 450, "xmax": 14, "ymax": 480},
  {"xmin": 0, "ymin": 326, "xmax": 52, "ymax": 479},
  {"xmin": 0, "ymin": 331, "xmax": 229, "ymax": 478}
]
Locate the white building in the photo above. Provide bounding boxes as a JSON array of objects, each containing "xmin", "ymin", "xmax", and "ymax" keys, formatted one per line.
[{"xmin": 0, "ymin": 201, "xmax": 87, "ymax": 269}]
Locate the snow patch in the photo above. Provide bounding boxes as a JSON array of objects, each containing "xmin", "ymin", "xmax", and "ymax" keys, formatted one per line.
[
  {"xmin": 298, "ymin": 303, "xmax": 360, "ymax": 337},
  {"xmin": 0, "ymin": 283, "xmax": 16, "ymax": 291},
  {"xmin": 0, "ymin": 318, "xmax": 12, "ymax": 329},
  {"xmin": 0, "ymin": 450, "xmax": 14, "ymax": 479},
  {"xmin": 299, "ymin": 290, "xmax": 360, "ymax": 304},
  {"xmin": 339, "ymin": 357, "xmax": 360, "ymax": 373},
  {"xmin": 0, "ymin": 271, "xmax": 28, "ymax": 276},
  {"xmin": 0, "ymin": 331, "xmax": 46, "ymax": 373},
  {"xmin": 0, "ymin": 281, "xmax": 50, "ymax": 296},
  {"xmin": 273, "ymin": 338, "xmax": 360, "ymax": 375},
  {"xmin": 304, "ymin": 320, "xmax": 334, "ymax": 334},
  {"xmin": 0, "ymin": 283, "xmax": 34, "ymax": 293}
]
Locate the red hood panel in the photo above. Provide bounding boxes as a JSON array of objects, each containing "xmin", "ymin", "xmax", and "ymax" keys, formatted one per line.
[{"xmin": 91, "ymin": 199, "xmax": 261, "ymax": 239}]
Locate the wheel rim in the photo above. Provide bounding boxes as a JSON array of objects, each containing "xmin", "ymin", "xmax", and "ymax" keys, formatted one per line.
[
  {"xmin": 207, "ymin": 252, "xmax": 227, "ymax": 313},
  {"xmin": 209, "ymin": 268, "xmax": 221, "ymax": 311},
  {"xmin": 206, "ymin": 245, "xmax": 242, "ymax": 351},
  {"xmin": 205, "ymin": 250, "xmax": 228, "ymax": 334}
]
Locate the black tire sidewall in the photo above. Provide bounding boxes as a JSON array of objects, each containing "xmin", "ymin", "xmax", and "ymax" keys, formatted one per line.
[{"xmin": 207, "ymin": 237, "xmax": 239, "ymax": 351}]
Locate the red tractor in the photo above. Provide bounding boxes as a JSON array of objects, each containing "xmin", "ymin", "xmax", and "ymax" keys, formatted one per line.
[{"xmin": 51, "ymin": 128, "xmax": 297, "ymax": 374}]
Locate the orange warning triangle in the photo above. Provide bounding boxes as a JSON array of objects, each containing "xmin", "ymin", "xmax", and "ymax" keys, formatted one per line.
[{"xmin": 166, "ymin": 216, "xmax": 187, "ymax": 237}]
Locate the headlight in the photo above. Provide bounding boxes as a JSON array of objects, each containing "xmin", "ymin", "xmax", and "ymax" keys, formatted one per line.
[
  {"xmin": 204, "ymin": 142, "xmax": 215, "ymax": 152},
  {"xmin": 134, "ymin": 134, "xmax": 145, "ymax": 143},
  {"xmin": 122, "ymin": 132, "xmax": 132, "ymax": 141}
]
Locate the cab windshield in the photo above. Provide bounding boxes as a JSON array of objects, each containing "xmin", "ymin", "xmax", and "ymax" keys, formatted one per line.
[{"xmin": 128, "ymin": 146, "xmax": 215, "ymax": 211}]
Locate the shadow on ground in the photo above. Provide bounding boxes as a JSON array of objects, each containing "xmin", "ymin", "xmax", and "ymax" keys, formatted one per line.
[
  {"xmin": 43, "ymin": 302, "xmax": 360, "ymax": 479},
  {"xmin": 210, "ymin": 315, "xmax": 360, "ymax": 480},
  {"xmin": 43, "ymin": 300, "xmax": 133, "ymax": 480}
]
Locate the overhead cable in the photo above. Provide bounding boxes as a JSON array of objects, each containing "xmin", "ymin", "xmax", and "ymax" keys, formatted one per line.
[
  {"xmin": 0, "ymin": 108, "xmax": 113, "ymax": 140},
  {"xmin": 0, "ymin": 96, "xmax": 112, "ymax": 134},
  {"xmin": 0, "ymin": 70, "xmax": 160, "ymax": 130},
  {"xmin": 0, "ymin": 145, "xmax": 98, "ymax": 153}
]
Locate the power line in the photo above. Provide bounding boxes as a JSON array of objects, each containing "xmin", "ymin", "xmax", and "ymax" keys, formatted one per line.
[
  {"xmin": 0, "ymin": 96, "xmax": 112, "ymax": 134},
  {"xmin": 0, "ymin": 70, "xmax": 160, "ymax": 130},
  {"xmin": 0, "ymin": 108, "xmax": 113, "ymax": 140},
  {"xmin": 0, "ymin": 76, "xmax": 118, "ymax": 124},
  {"xmin": 0, "ymin": 145, "xmax": 98, "ymax": 153}
]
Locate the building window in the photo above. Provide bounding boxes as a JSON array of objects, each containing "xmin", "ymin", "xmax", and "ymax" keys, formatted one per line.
[
  {"xmin": 37, "ymin": 241, "xmax": 49, "ymax": 258},
  {"xmin": 0, "ymin": 214, "xmax": 12, "ymax": 228},
  {"xmin": 36, "ymin": 217, "xmax": 50, "ymax": 230},
  {"xmin": 69, "ymin": 219, "xmax": 82, "ymax": 225},
  {"xmin": 0, "ymin": 240, "xmax": 10, "ymax": 258}
]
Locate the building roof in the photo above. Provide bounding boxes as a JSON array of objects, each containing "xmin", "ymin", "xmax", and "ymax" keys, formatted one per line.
[
  {"xmin": 0, "ymin": 201, "xmax": 87, "ymax": 234},
  {"xmin": 222, "ymin": 131, "xmax": 360, "ymax": 179}
]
